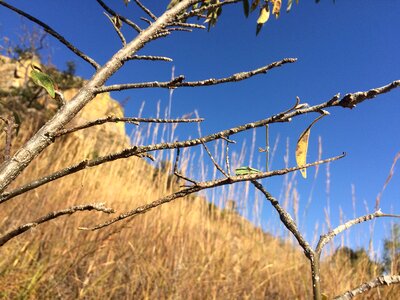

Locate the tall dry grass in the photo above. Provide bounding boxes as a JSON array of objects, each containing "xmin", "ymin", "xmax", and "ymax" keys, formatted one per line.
[{"xmin": 0, "ymin": 106, "xmax": 398, "ymax": 299}]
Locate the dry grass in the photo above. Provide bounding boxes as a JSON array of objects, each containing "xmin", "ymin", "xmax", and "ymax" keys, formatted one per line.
[{"xmin": 0, "ymin": 111, "xmax": 399, "ymax": 299}]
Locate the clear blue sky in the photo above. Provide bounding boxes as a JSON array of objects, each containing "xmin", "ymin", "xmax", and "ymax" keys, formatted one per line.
[{"xmin": 1, "ymin": 1, "xmax": 400, "ymax": 257}]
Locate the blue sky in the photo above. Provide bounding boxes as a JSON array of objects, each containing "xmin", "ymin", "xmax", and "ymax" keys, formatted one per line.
[{"xmin": 1, "ymin": 1, "xmax": 400, "ymax": 257}]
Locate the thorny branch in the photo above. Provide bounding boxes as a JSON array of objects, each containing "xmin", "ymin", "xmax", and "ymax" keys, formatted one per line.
[
  {"xmin": 79, "ymin": 154, "xmax": 344, "ymax": 231},
  {"xmin": 0, "ymin": 1, "xmax": 100, "ymax": 69},
  {"xmin": 0, "ymin": 203, "xmax": 114, "ymax": 247},
  {"xmin": 94, "ymin": 58, "xmax": 297, "ymax": 93}
]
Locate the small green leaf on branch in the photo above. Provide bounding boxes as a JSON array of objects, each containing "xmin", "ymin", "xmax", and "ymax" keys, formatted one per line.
[
  {"xmin": 235, "ymin": 166, "xmax": 262, "ymax": 175},
  {"xmin": 29, "ymin": 64, "xmax": 56, "ymax": 99}
]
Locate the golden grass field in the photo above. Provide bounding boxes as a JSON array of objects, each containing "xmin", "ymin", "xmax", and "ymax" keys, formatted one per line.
[{"xmin": 0, "ymin": 105, "xmax": 398, "ymax": 299}]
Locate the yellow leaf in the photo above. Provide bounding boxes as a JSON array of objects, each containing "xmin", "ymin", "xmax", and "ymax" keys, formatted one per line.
[
  {"xmin": 272, "ymin": 0, "xmax": 282, "ymax": 18},
  {"xmin": 295, "ymin": 115, "xmax": 326, "ymax": 179},
  {"xmin": 257, "ymin": 6, "xmax": 270, "ymax": 24}
]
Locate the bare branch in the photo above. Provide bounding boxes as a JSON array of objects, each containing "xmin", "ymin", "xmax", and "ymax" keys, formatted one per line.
[
  {"xmin": 334, "ymin": 275, "xmax": 400, "ymax": 300},
  {"xmin": 134, "ymin": 0, "xmax": 157, "ymax": 20},
  {"xmin": 96, "ymin": 0, "xmax": 141, "ymax": 32},
  {"xmin": 128, "ymin": 54, "xmax": 173, "ymax": 62},
  {"xmin": 251, "ymin": 180, "xmax": 314, "ymax": 257},
  {"xmin": 337, "ymin": 80, "xmax": 400, "ymax": 108},
  {"xmin": 0, "ymin": 160, "xmax": 90, "ymax": 204},
  {"xmin": 54, "ymin": 116, "xmax": 203, "ymax": 138},
  {"xmin": 79, "ymin": 186, "xmax": 202, "ymax": 231},
  {"xmin": 0, "ymin": 89, "xmax": 345, "ymax": 204},
  {"xmin": 80, "ymin": 154, "xmax": 342, "ymax": 231},
  {"xmin": 0, "ymin": 203, "xmax": 114, "ymax": 247},
  {"xmin": 2, "ymin": 79, "xmax": 397, "ymax": 203},
  {"xmin": 0, "ymin": 1, "xmax": 100, "ymax": 69},
  {"xmin": 140, "ymin": 17, "xmax": 152, "ymax": 25},
  {"xmin": 316, "ymin": 209, "xmax": 400, "ymax": 253},
  {"xmin": 94, "ymin": 58, "xmax": 297, "ymax": 93}
]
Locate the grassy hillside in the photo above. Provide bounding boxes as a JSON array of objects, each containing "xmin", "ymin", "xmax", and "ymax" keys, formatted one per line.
[{"xmin": 0, "ymin": 58, "xmax": 398, "ymax": 299}]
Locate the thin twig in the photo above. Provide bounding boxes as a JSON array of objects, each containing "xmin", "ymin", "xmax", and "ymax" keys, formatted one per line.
[
  {"xmin": 127, "ymin": 55, "xmax": 173, "ymax": 62},
  {"xmin": 104, "ymin": 12, "xmax": 126, "ymax": 46},
  {"xmin": 0, "ymin": 203, "xmax": 114, "ymax": 247},
  {"xmin": 54, "ymin": 116, "xmax": 203, "ymax": 138},
  {"xmin": 140, "ymin": 17, "xmax": 152, "ymax": 25},
  {"xmin": 168, "ymin": 22, "xmax": 206, "ymax": 29},
  {"xmin": 134, "ymin": 0, "xmax": 157, "ymax": 20},
  {"xmin": 149, "ymin": 31, "xmax": 171, "ymax": 40},
  {"xmin": 167, "ymin": 27, "xmax": 193, "ymax": 33},
  {"xmin": 316, "ymin": 209, "xmax": 400, "ymax": 253},
  {"xmin": 201, "ymin": 141, "xmax": 228, "ymax": 177},
  {"xmin": 94, "ymin": 58, "xmax": 297, "ymax": 93},
  {"xmin": 173, "ymin": 147, "xmax": 180, "ymax": 174},
  {"xmin": 251, "ymin": 180, "xmax": 314, "ymax": 257},
  {"xmin": 96, "ymin": 0, "xmax": 141, "ymax": 32},
  {"xmin": 0, "ymin": 115, "xmax": 18, "ymax": 161},
  {"xmin": 173, "ymin": 147, "xmax": 198, "ymax": 185},
  {"xmin": 225, "ymin": 136, "xmax": 231, "ymax": 176},
  {"xmin": 0, "ymin": 1, "xmax": 100, "ymax": 69},
  {"xmin": 79, "ymin": 154, "xmax": 343, "ymax": 231},
  {"xmin": 334, "ymin": 275, "xmax": 400, "ymax": 300}
]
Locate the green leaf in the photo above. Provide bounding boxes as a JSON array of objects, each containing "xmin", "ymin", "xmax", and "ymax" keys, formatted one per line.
[
  {"xmin": 235, "ymin": 166, "xmax": 262, "ymax": 176},
  {"xmin": 29, "ymin": 64, "xmax": 56, "ymax": 99},
  {"xmin": 243, "ymin": 0, "xmax": 250, "ymax": 17}
]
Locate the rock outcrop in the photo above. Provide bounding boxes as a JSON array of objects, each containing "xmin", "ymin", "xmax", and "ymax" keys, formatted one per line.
[{"xmin": 0, "ymin": 54, "xmax": 129, "ymax": 149}]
